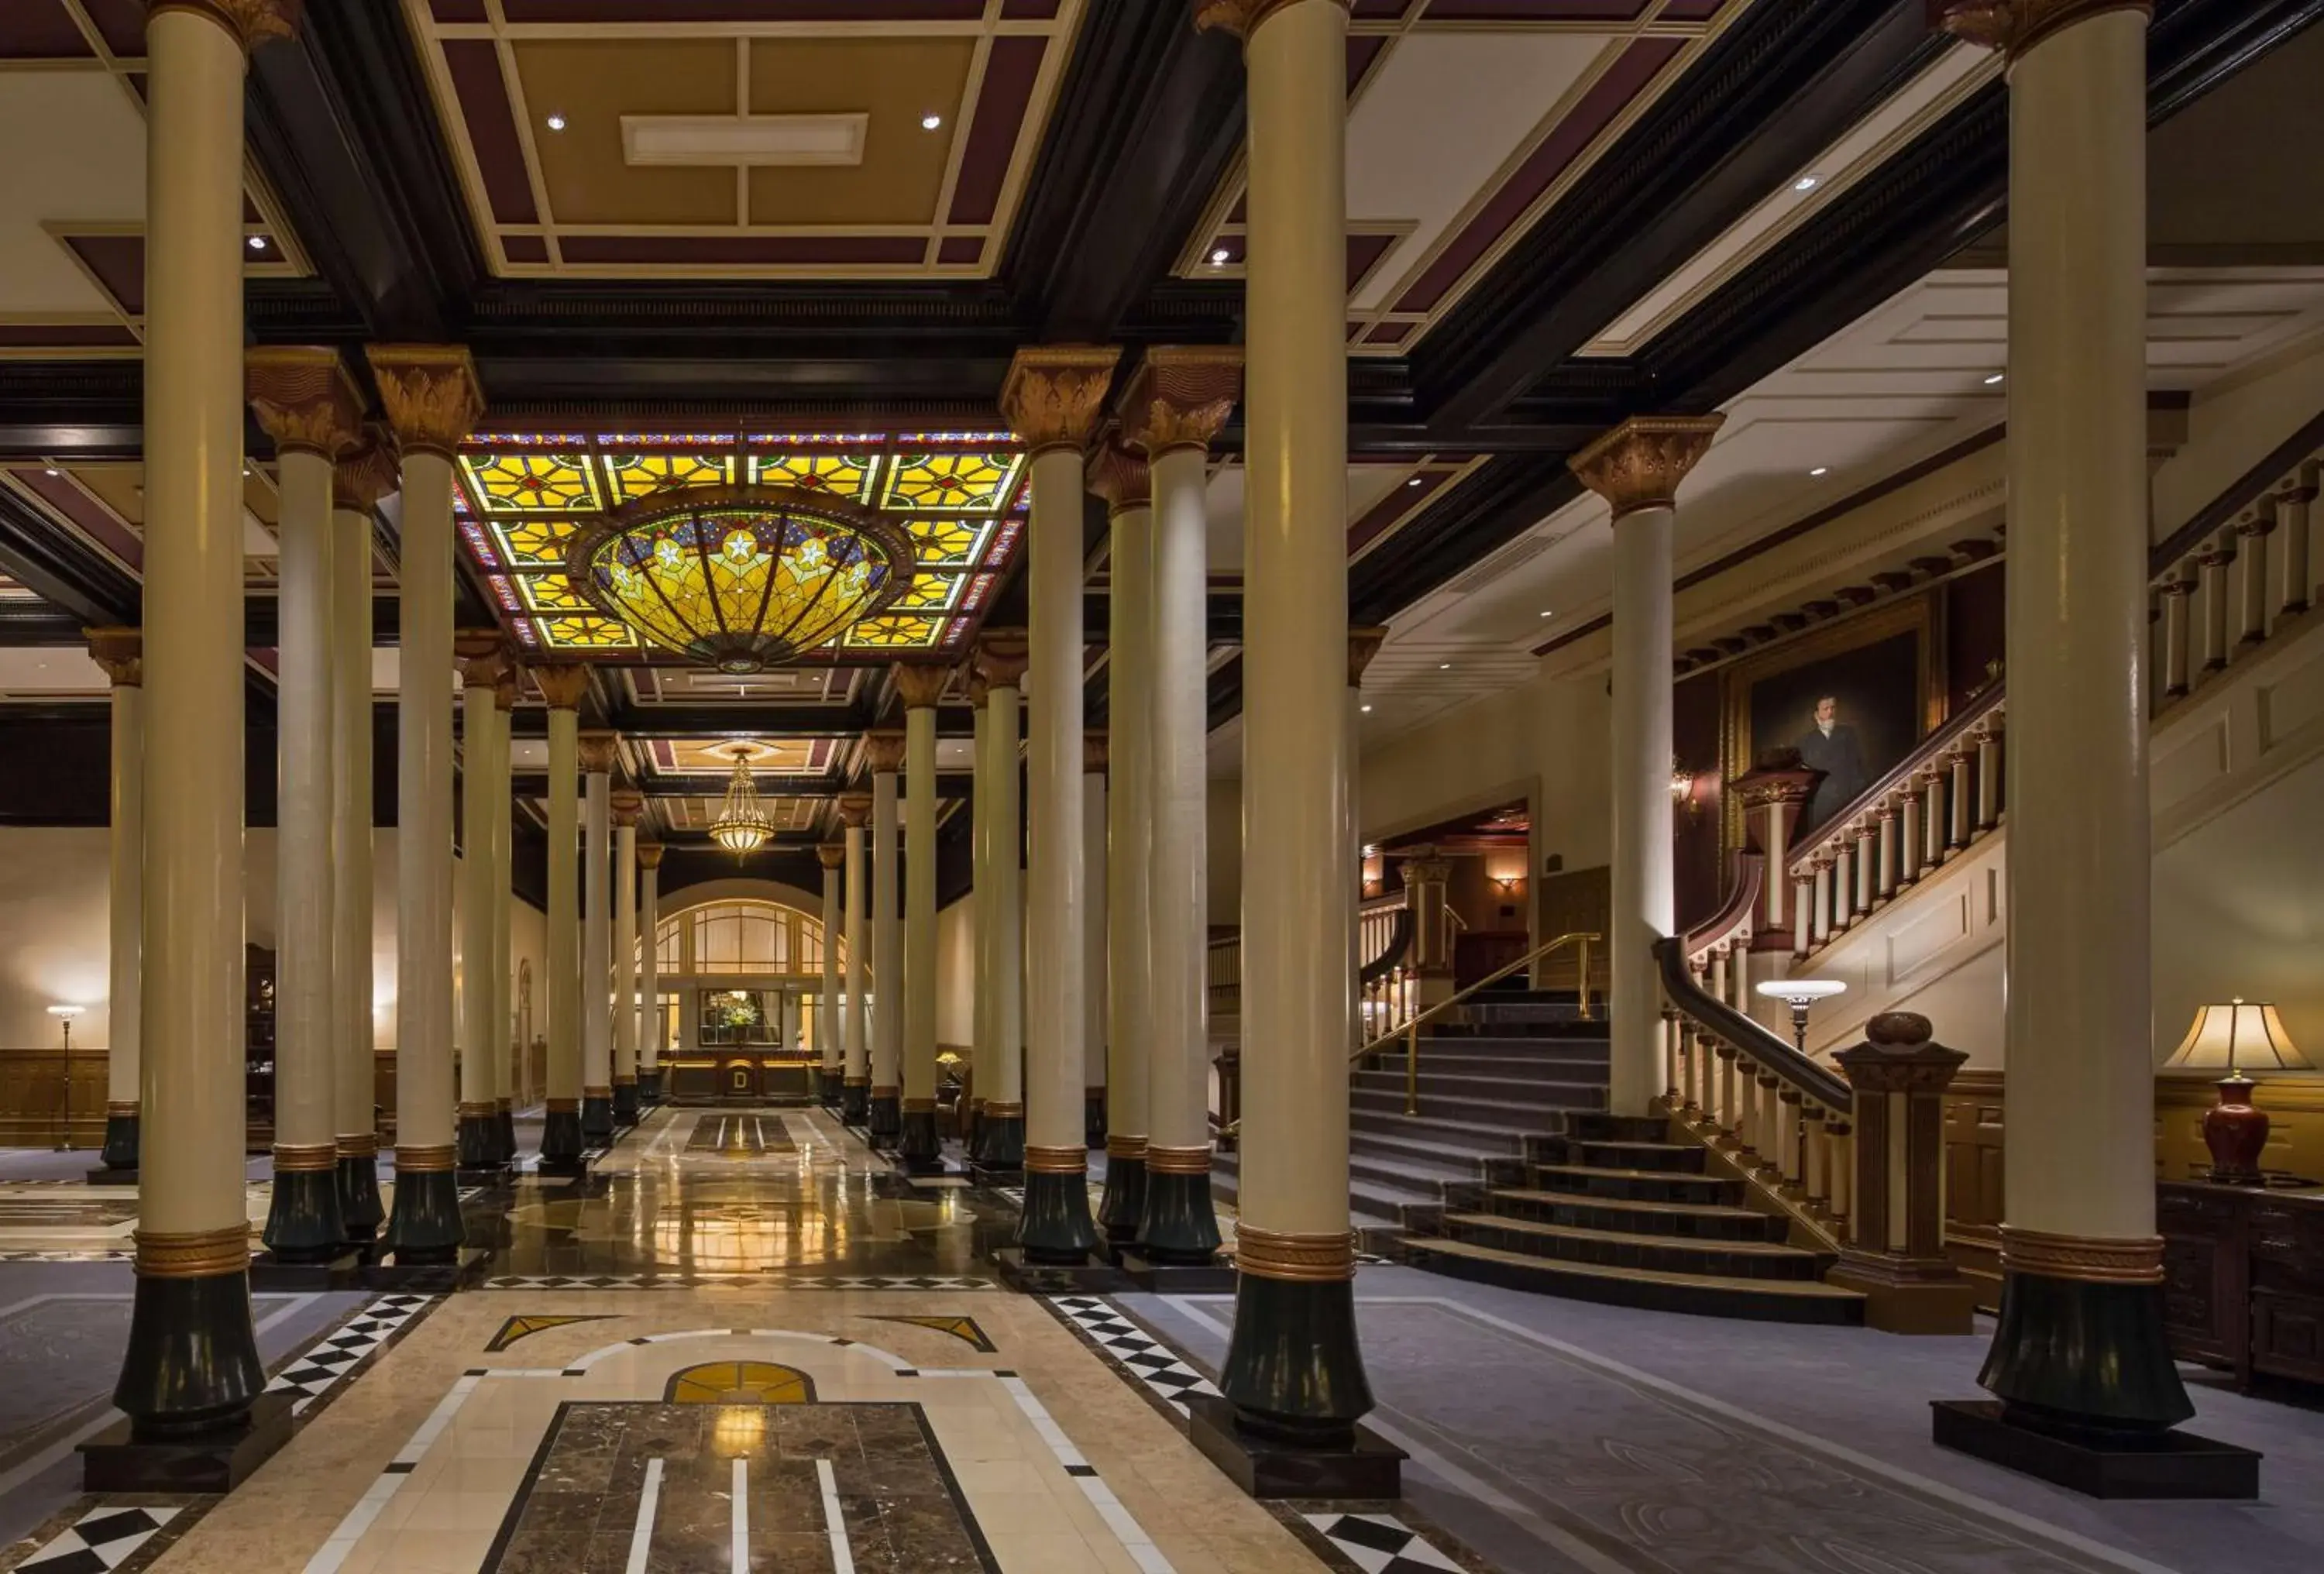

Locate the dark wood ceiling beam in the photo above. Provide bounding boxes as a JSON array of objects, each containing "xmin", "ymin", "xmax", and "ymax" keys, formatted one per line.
[{"xmin": 0, "ymin": 486, "xmax": 139, "ymax": 628}]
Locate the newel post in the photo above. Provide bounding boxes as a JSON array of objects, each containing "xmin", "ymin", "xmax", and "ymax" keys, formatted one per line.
[
  {"xmin": 1732, "ymin": 750, "xmax": 1820, "ymax": 943},
  {"xmin": 1825, "ymin": 1012, "xmax": 1978, "ymax": 1334}
]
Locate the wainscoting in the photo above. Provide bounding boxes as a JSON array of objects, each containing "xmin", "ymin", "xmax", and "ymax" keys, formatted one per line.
[{"xmin": 0, "ymin": 1048, "xmax": 108, "ymax": 1148}]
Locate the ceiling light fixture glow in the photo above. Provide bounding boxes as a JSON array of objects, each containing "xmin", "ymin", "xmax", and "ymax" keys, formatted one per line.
[
  {"xmin": 1809, "ymin": 466, "xmax": 1829, "ymax": 477},
  {"xmin": 545, "ymin": 113, "xmax": 567, "ymax": 131},
  {"xmin": 920, "ymin": 113, "xmax": 942, "ymax": 131},
  {"xmin": 1984, "ymin": 373, "xmax": 2006, "ymax": 386},
  {"xmin": 708, "ymin": 744, "xmax": 774, "ymax": 857},
  {"xmin": 1793, "ymin": 174, "xmax": 1821, "ymax": 192},
  {"xmin": 247, "ymin": 235, "xmax": 266, "ymax": 251},
  {"xmin": 1210, "ymin": 248, "xmax": 1230, "ymax": 265},
  {"xmin": 1360, "ymin": 703, "xmax": 1373, "ymax": 713}
]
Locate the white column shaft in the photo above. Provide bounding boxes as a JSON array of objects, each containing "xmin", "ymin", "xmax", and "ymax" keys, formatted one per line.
[
  {"xmin": 547, "ymin": 713, "xmax": 580, "ymax": 1101},
  {"xmin": 396, "ymin": 449, "xmax": 458, "ymax": 1151},
  {"xmin": 820, "ymin": 861, "xmax": 840, "ymax": 1073},
  {"xmin": 1026, "ymin": 446, "xmax": 1086, "ymax": 1152},
  {"xmin": 640, "ymin": 864, "xmax": 661, "ymax": 1075},
  {"xmin": 583, "ymin": 769, "xmax": 610, "ymax": 1093},
  {"xmin": 843, "ymin": 823, "xmax": 866, "ymax": 1083},
  {"xmin": 459, "ymin": 675, "xmax": 496, "ymax": 1113},
  {"xmin": 871, "ymin": 769, "xmax": 901, "ymax": 1090},
  {"xmin": 1107, "ymin": 507, "xmax": 1153, "ymax": 1142},
  {"xmin": 905, "ymin": 705, "xmax": 939, "ymax": 1101},
  {"xmin": 971, "ymin": 706, "xmax": 993, "ymax": 1084},
  {"xmin": 491, "ymin": 703, "xmax": 514, "ymax": 1105},
  {"xmin": 1082, "ymin": 768, "xmax": 1107, "ymax": 1098},
  {"xmin": 1609, "ymin": 502, "xmax": 1676, "ymax": 1117},
  {"xmin": 106, "ymin": 682, "xmax": 143, "ymax": 1107},
  {"xmin": 332, "ymin": 505, "xmax": 376, "ymax": 1143},
  {"xmin": 614, "ymin": 821, "xmax": 638, "ymax": 1084},
  {"xmin": 1148, "ymin": 445, "xmax": 1211, "ymax": 1152},
  {"xmin": 988, "ymin": 683, "xmax": 1023, "ymax": 1106},
  {"xmin": 277, "ymin": 448, "xmax": 337, "ymax": 1151}
]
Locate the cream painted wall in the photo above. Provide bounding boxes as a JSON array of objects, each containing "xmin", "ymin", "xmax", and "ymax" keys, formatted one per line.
[{"xmin": 936, "ymin": 892, "xmax": 976, "ymax": 1048}]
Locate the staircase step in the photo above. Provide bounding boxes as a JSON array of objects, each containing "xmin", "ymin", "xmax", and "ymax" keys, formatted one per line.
[
  {"xmin": 1528, "ymin": 1163, "xmax": 1742, "ymax": 1206},
  {"xmin": 1487, "ymin": 1188, "xmax": 1793, "ymax": 1242},
  {"xmin": 1568, "ymin": 1113, "xmax": 1675, "ymax": 1145},
  {"xmin": 1349, "ymin": 1108, "xmax": 1559, "ymax": 1148},
  {"xmin": 1566, "ymin": 1139, "xmax": 1703, "ymax": 1174},
  {"xmin": 1397, "ymin": 1238, "xmax": 1865, "ymax": 1325},
  {"xmin": 1352, "ymin": 1129, "xmax": 1521, "ymax": 1170},
  {"xmin": 1353, "ymin": 1070, "xmax": 1603, "ymax": 1103},
  {"xmin": 1437, "ymin": 1214, "xmax": 1824, "ymax": 1280},
  {"xmin": 1353, "ymin": 1088, "xmax": 1606, "ymax": 1124},
  {"xmin": 1347, "ymin": 1150, "xmax": 1477, "ymax": 1194}
]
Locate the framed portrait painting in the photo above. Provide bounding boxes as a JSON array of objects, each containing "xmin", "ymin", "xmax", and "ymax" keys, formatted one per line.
[{"xmin": 1718, "ymin": 596, "xmax": 1945, "ymax": 856}]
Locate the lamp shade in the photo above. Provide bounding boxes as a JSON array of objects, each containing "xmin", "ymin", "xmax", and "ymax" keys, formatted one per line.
[
  {"xmin": 2164, "ymin": 998, "xmax": 2310, "ymax": 1074},
  {"xmin": 1756, "ymin": 979, "xmax": 1847, "ymax": 1005}
]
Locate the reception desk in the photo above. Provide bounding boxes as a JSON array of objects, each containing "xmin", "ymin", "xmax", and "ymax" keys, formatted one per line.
[{"xmin": 667, "ymin": 1053, "xmax": 816, "ymax": 1105}]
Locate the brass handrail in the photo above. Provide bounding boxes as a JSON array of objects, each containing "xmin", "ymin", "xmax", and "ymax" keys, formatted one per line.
[{"xmin": 1350, "ymin": 930, "xmax": 1598, "ymax": 1117}]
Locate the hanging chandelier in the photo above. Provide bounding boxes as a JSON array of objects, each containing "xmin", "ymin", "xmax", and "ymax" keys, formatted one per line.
[
  {"xmin": 708, "ymin": 745, "xmax": 774, "ymax": 857},
  {"xmin": 567, "ymin": 485, "xmax": 916, "ymax": 675}
]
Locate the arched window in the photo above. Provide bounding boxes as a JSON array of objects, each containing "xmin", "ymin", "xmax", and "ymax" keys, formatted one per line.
[{"xmin": 652, "ymin": 899, "xmax": 845, "ymax": 977}]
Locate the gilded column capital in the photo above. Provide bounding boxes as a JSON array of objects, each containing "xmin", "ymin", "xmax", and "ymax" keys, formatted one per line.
[
  {"xmin": 1931, "ymin": 0, "xmax": 2149, "ymax": 60},
  {"xmin": 892, "ymin": 664, "xmax": 950, "ymax": 711},
  {"xmin": 533, "ymin": 665, "xmax": 591, "ymax": 711},
  {"xmin": 973, "ymin": 630, "xmax": 1030, "ymax": 689},
  {"xmin": 1347, "ymin": 624, "xmax": 1388, "ymax": 689},
  {"xmin": 1085, "ymin": 439, "xmax": 1150, "ymax": 517},
  {"xmin": 577, "ymin": 730, "xmax": 621, "ymax": 775},
  {"xmin": 246, "ymin": 346, "xmax": 365, "ymax": 459},
  {"xmin": 638, "ymin": 841, "xmax": 665, "ymax": 871},
  {"xmin": 150, "ymin": 0, "xmax": 301, "ymax": 52},
  {"xmin": 967, "ymin": 672, "xmax": 990, "ymax": 708},
  {"xmin": 817, "ymin": 842, "xmax": 846, "ymax": 871},
  {"xmin": 1400, "ymin": 854, "xmax": 1452, "ymax": 887},
  {"xmin": 1193, "ymin": 0, "xmax": 1350, "ymax": 40},
  {"xmin": 494, "ymin": 668, "xmax": 520, "ymax": 710},
  {"xmin": 837, "ymin": 792, "xmax": 873, "ymax": 829},
  {"xmin": 1083, "ymin": 730, "xmax": 1109, "ymax": 775},
  {"xmin": 85, "ymin": 626, "xmax": 143, "ymax": 688},
  {"xmin": 1568, "ymin": 414, "xmax": 1725, "ymax": 521},
  {"xmin": 364, "ymin": 344, "xmax": 486, "ymax": 461},
  {"xmin": 332, "ymin": 430, "xmax": 399, "ymax": 514},
  {"xmin": 456, "ymin": 630, "xmax": 506, "ymax": 689},
  {"xmin": 865, "ymin": 730, "xmax": 907, "ymax": 775},
  {"xmin": 610, "ymin": 789, "xmax": 645, "ymax": 828},
  {"xmin": 998, "ymin": 345, "xmax": 1121, "ymax": 455},
  {"xmin": 1118, "ymin": 345, "xmax": 1243, "ymax": 458}
]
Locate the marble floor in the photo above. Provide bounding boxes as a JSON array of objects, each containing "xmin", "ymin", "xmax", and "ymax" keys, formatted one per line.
[{"xmin": 2, "ymin": 1107, "xmax": 2319, "ymax": 1574}]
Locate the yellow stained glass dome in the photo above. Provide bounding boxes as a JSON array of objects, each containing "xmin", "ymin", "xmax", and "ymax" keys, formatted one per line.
[{"xmin": 568, "ymin": 486, "xmax": 913, "ymax": 675}]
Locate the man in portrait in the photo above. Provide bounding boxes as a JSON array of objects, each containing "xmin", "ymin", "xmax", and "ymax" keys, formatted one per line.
[{"xmin": 1796, "ymin": 694, "xmax": 1868, "ymax": 832}]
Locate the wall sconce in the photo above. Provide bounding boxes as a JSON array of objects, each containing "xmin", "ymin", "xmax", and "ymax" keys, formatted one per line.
[
  {"xmin": 1484, "ymin": 854, "xmax": 1527, "ymax": 897},
  {"xmin": 1669, "ymin": 759, "xmax": 1702, "ymax": 823}
]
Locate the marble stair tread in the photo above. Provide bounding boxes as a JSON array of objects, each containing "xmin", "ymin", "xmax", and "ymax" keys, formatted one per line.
[
  {"xmin": 1487, "ymin": 1187, "xmax": 1769, "ymax": 1222},
  {"xmin": 1351, "ymin": 1129, "xmax": 1524, "ymax": 1167},
  {"xmin": 1401, "ymin": 1237, "xmax": 1866, "ymax": 1303},
  {"xmin": 1438, "ymin": 1213, "xmax": 1815, "ymax": 1257}
]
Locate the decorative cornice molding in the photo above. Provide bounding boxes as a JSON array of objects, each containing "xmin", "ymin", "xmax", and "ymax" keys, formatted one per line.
[
  {"xmin": 152, "ymin": 0, "xmax": 301, "ymax": 53},
  {"xmin": 533, "ymin": 665, "xmax": 590, "ymax": 711},
  {"xmin": 246, "ymin": 346, "xmax": 364, "ymax": 459},
  {"xmin": 1931, "ymin": 0, "xmax": 2150, "ymax": 60},
  {"xmin": 1117, "ymin": 345, "xmax": 1243, "ymax": 458},
  {"xmin": 892, "ymin": 665, "xmax": 950, "ymax": 711},
  {"xmin": 1084, "ymin": 439, "xmax": 1151, "ymax": 516},
  {"xmin": 998, "ymin": 345, "xmax": 1120, "ymax": 455},
  {"xmin": 85, "ymin": 626, "xmax": 141, "ymax": 689},
  {"xmin": 332, "ymin": 431, "xmax": 399, "ymax": 514},
  {"xmin": 865, "ymin": 730, "xmax": 907, "ymax": 775},
  {"xmin": 1347, "ymin": 624, "xmax": 1387, "ymax": 689},
  {"xmin": 576, "ymin": 730, "xmax": 621, "ymax": 775},
  {"xmin": 1569, "ymin": 414, "xmax": 1726, "ymax": 521},
  {"xmin": 365, "ymin": 344, "xmax": 485, "ymax": 459},
  {"xmin": 974, "ymin": 631, "xmax": 1030, "ymax": 689},
  {"xmin": 1192, "ymin": 0, "xmax": 1349, "ymax": 42}
]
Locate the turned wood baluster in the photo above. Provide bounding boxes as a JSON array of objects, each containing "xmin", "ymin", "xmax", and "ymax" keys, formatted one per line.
[
  {"xmin": 1734, "ymin": 1053, "xmax": 1758, "ymax": 1160},
  {"xmin": 1947, "ymin": 747, "xmax": 1972, "ymax": 849},
  {"xmin": 2278, "ymin": 472, "xmax": 2315, "ymax": 620},
  {"xmin": 1779, "ymin": 1088, "xmax": 1804, "ymax": 1194},
  {"xmin": 1826, "ymin": 1117, "xmax": 1851, "ymax": 1234},
  {"xmin": 1810, "ymin": 857, "xmax": 1833, "ymax": 945},
  {"xmin": 2160, "ymin": 563, "xmax": 2195, "ymax": 699},
  {"xmin": 2198, "ymin": 531, "xmax": 2235, "ymax": 674},
  {"xmin": 1708, "ymin": 947, "xmax": 1728, "ymax": 1011},
  {"xmin": 1803, "ymin": 1102, "xmax": 1829, "ymax": 1212},
  {"xmin": 1793, "ymin": 871, "xmax": 1813, "ymax": 956},
  {"xmin": 1662, "ymin": 1009, "xmax": 1682, "ymax": 1105},
  {"xmin": 1975, "ymin": 720, "xmax": 2003, "ymax": 833},
  {"xmin": 1757, "ymin": 1071, "xmax": 1783, "ymax": 1180},
  {"xmin": 1876, "ymin": 803, "xmax": 1899, "ymax": 901},
  {"xmin": 1899, "ymin": 792, "xmax": 1921, "ymax": 885},
  {"xmin": 2236, "ymin": 509, "xmax": 2274, "ymax": 648},
  {"xmin": 1923, "ymin": 768, "xmax": 1947, "ymax": 865},
  {"xmin": 1715, "ymin": 1043, "xmax": 1738, "ymax": 1139},
  {"xmin": 1853, "ymin": 822, "xmax": 1876, "ymax": 914},
  {"xmin": 1831, "ymin": 842, "xmax": 1854, "ymax": 930}
]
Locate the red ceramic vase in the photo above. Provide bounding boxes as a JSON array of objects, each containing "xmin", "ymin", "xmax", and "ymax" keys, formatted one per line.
[{"xmin": 2202, "ymin": 1074, "xmax": 2269, "ymax": 1184}]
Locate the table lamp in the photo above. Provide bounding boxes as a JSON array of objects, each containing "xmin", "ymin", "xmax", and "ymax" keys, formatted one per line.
[
  {"xmin": 2163, "ymin": 998, "xmax": 2311, "ymax": 1184},
  {"xmin": 1755, "ymin": 978, "xmax": 1846, "ymax": 1053}
]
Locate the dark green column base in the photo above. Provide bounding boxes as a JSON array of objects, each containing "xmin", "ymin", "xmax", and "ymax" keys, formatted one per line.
[
  {"xmin": 613, "ymin": 1082, "xmax": 640, "ymax": 1125},
  {"xmin": 581, "ymin": 1097, "xmax": 614, "ymax": 1145},
  {"xmin": 101, "ymin": 1113, "xmax": 139, "ymax": 1170},
  {"xmin": 383, "ymin": 1170, "xmax": 466, "ymax": 1265},
  {"xmin": 497, "ymin": 1109, "xmax": 517, "ymax": 1165},
  {"xmin": 868, "ymin": 1094, "xmax": 901, "ymax": 1144},
  {"xmin": 899, "ymin": 1109, "xmax": 940, "ymax": 1165},
  {"xmin": 640, "ymin": 1071, "xmax": 663, "ymax": 1105},
  {"xmin": 841, "ymin": 1080, "xmax": 870, "ymax": 1124},
  {"xmin": 821, "ymin": 1071, "xmax": 845, "ymax": 1112},
  {"xmin": 976, "ymin": 1115, "xmax": 1025, "ymax": 1170},
  {"xmin": 1098, "ymin": 1156, "xmax": 1147, "ymax": 1244},
  {"xmin": 261, "ymin": 1169, "xmax": 347, "ymax": 1264},
  {"xmin": 541, "ymin": 1108, "xmax": 584, "ymax": 1170},
  {"xmin": 112, "ymin": 1267, "xmax": 266, "ymax": 1438},
  {"xmin": 336, "ymin": 1155, "xmax": 385, "ymax": 1244},
  {"xmin": 1220, "ymin": 1273, "xmax": 1374, "ymax": 1448},
  {"xmin": 1137, "ymin": 1169, "xmax": 1222, "ymax": 1263},
  {"xmin": 1978, "ymin": 1269, "xmax": 2195, "ymax": 1434},
  {"xmin": 1017, "ymin": 1170, "xmax": 1102, "ymax": 1264},
  {"xmin": 1085, "ymin": 1089, "xmax": 1106, "ymax": 1149},
  {"xmin": 457, "ymin": 1115, "xmax": 498, "ymax": 1171}
]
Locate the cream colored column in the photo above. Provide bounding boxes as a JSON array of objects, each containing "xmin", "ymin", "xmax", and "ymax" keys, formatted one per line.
[
  {"xmin": 1569, "ymin": 415, "xmax": 1721, "ymax": 1117},
  {"xmin": 534, "ymin": 667, "xmax": 590, "ymax": 1169},
  {"xmin": 816, "ymin": 841, "xmax": 844, "ymax": 1103},
  {"xmin": 332, "ymin": 438, "xmax": 394, "ymax": 1232},
  {"xmin": 610, "ymin": 790, "xmax": 641, "ymax": 1124},
  {"xmin": 1348, "ymin": 629, "xmax": 1385, "ymax": 1016},
  {"xmin": 455, "ymin": 637, "xmax": 505, "ymax": 1169},
  {"xmin": 865, "ymin": 733, "xmax": 906, "ymax": 1140},
  {"xmin": 249, "ymin": 352, "xmax": 361, "ymax": 1256},
  {"xmin": 369, "ymin": 345, "xmax": 484, "ymax": 1261},
  {"xmin": 967, "ymin": 683, "xmax": 994, "ymax": 1132},
  {"xmin": 638, "ymin": 841, "xmax": 663, "ymax": 1103},
  {"xmin": 118, "ymin": 0, "xmax": 297, "ymax": 1436},
  {"xmin": 579, "ymin": 731, "xmax": 617, "ymax": 1142},
  {"xmin": 837, "ymin": 793, "xmax": 870, "ymax": 1120},
  {"xmin": 1123, "ymin": 348, "xmax": 1241, "ymax": 1260},
  {"xmin": 491, "ymin": 671, "xmax": 517, "ymax": 1148},
  {"xmin": 1081, "ymin": 735, "xmax": 1108, "ymax": 1142},
  {"xmin": 88, "ymin": 630, "xmax": 143, "ymax": 1172},
  {"xmin": 1936, "ymin": 0, "xmax": 2191, "ymax": 1435},
  {"xmin": 1085, "ymin": 448, "xmax": 1150, "ymax": 1223},
  {"xmin": 971, "ymin": 634, "xmax": 1026, "ymax": 1165},
  {"xmin": 1000, "ymin": 350, "xmax": 1118, "ymax": 1256},
  {"xmin": 896, "ymin": 666, "xmax": 948, "ymax": 1163}
]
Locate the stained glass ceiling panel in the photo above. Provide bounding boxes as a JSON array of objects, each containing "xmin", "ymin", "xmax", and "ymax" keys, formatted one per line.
[{"xmin": 452, "ymin": 431, "xmax": 1026, "ymax": 664}]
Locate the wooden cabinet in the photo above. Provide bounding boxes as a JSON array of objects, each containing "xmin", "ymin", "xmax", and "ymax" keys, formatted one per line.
[{"xmin": 2158, "ymin": 1180, "xmax": 2324, "ymax": 1394}]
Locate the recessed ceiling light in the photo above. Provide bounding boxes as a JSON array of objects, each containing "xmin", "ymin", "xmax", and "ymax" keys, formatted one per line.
[
  {"xmin": 43, "ymin": 466, "xmax": 59, "ymax": 477},
  {"xmin": 1538, "ymin": 610, "xmax": 1554, "ymax": 619},
  {"xmin": 545, "ymin": 113, "xmax": 567, "ymax": 132},
  {"xmin": 1360, "ymin": 703, "xmax": 1373, "ymax": 713},
  {"xmin": 246, "ymin": 235, "xmax": 267, "ymax": 251},
  {"xmin": 1984, "ymin": 372, "xmax": 2006, "ymax": 386},
  {"xmin": 920, "ymin": 113, "xmax": 942, "ymax": 131},
  {"xmin": 1438, "ymin": 662, "xmax": 1452, "ymax": 670},
  {"xmin": 1809, "ymin": 466, "xmax": 1829, "ymax": 477},
  {"xmin": 1793, "ymin": 174, "xmax": 1821, "ymax": 192},
  {"xmin": 1210, "ymin": 248, "xmax": 1230, "ymax": 265}
]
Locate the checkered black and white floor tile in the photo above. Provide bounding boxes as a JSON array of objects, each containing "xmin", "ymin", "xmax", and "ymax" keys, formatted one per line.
[
  {"xmin": 1047, "ymin": 1295, "xmax": 1222, "ymax": 1415},
  {"xmin": 1303, "ymin": 1513, "xmax": 1464, "ymax": 1573},
  {"xmin": 481, "ymin": 1273, "xmax": 992, "ymax": 1291},
  {"xmin": 17, "ymin": 1505, "xmax": 182, "ymax": 1572},
  {"xmin": 263, "ymin": 1293, "xmax": 433, "ymax": 1414}
]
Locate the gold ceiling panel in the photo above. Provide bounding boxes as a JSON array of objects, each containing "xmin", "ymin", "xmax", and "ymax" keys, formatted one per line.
[
  {"xmin": 514, "ymin": 40, "xmax": 741, "ymax": 229},
  {"xmin": 742, "ymin": 39, "xmax": 975, "ymax": 227}
]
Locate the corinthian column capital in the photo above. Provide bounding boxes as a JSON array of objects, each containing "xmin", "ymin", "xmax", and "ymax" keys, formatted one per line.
[
  {"xmin": 86, "ymin": 626, "xmax": 143, "ymax": 688},
  {"xmin": 864, "ymin": 731, "xmax": 907, "ymax": 775},
  {"xmin": 837, "ymin": 792, "xmax": 872, "ymax": 830},
  {"xmin": 576, "ymin": 730, "xmax": 621, "ymax": 775},
  {"xmin": 333, "ymin": 430, "xmax": 399, "ymax": 514},
  {"xmin": 1084, "ymin": 440, "xmax": 1150, "ymax": 517},
  {"xmin": 1118, "ymin": 345, "xmax": 1243, "ymax": 459},
  {"xmin": 973, "ymin": 630, "xmax": 1030, "ymax": 689},
  {"xmin": 610, "ymin": 789, "xmax": 645, "ymax": 829},
  {"xmin": 456, "ymin": 630, "xmax": 506, "ymax": 689},
  {"xmin": 153, "ymin": 0, "xmax": 301, "ymax": 51},
  {"xmin": 1192, "ymin": 0, "xmax": 1349, "ymax": 40},
  {"xmin": 246, "ymin": 347, "xmax": 365, "ymax": 459},
  {"xmin": 1930, "ymin": 0, "xmax": 2149, "ymax": 60},
  {"xmin": 999, "ymin": 346, "xmax": 1121, "ymax": 455},
  {"xmin": 533, "ymin": 665, "xmax": 591, "ymax": 711},
  {"xmin": 892, "ymin": 665, "xmax": 950, "ymax": 711},
  {"xmin": 638, "ymin": 842, "xmax": 665, "ymax": 871},
  {"xmin": 1569, "ymin": 414, "xmax": 1725, "ymax": 521},
  {"xmin": 364, "ymin": 345, "xmax": 486, "ymax": 461},
  {"xmin": 816, "ymin": 842, "xmax": 846, "ymax": 871}
]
